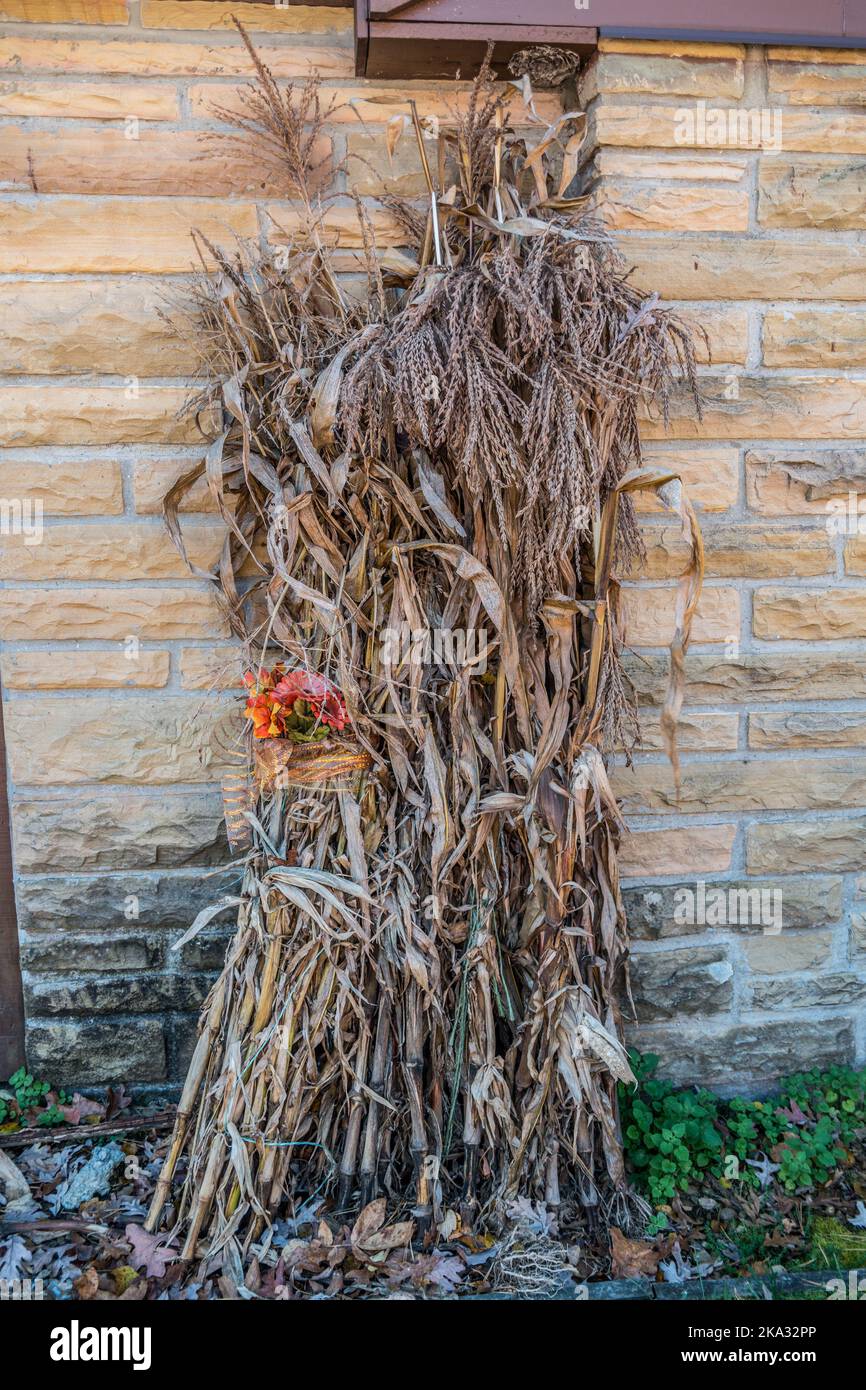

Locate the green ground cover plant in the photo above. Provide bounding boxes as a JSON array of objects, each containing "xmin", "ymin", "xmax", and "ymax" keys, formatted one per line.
[
  {"xmin": 621, "ymin": 1054, "xmax": 866, "ymax": 1208},
  {"xmin": 0, "ymin": 1068, "xmax": 70, "ymax": 1129}
]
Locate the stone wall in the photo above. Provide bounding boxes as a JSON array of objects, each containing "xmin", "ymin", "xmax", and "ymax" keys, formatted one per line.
[
  {"xmin": 582, "ymin": 39, "xmax": 866, "ymax": 1089},
  {"xmin": 0, "ymin": 8, "xmax": 864, "ymax": 1093}
]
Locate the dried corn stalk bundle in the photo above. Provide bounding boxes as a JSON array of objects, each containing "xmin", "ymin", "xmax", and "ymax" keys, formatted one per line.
[{"xmin": 147, "ymin": 31, "xmax": 703, "ymax": 1256}]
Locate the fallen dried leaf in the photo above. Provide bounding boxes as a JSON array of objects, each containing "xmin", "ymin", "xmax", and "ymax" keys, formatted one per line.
[{"xmin": 609, "ymin": 1227, "xmax": 659, "ymax": 1280}]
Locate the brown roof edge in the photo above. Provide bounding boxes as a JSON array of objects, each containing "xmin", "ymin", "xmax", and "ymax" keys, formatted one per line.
[
  {"xmin": 601, "ymin": 27, "xmax": 866, "ymax": 46},
  {"xmin": 0, "ymin": 675, "xmax": 24, "ymax": 1077},
  {"xmin": 356, "ymin": 0, "xmax": 866, "ymax": 77}
]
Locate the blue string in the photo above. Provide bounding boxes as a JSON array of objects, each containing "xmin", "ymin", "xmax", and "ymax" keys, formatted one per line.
[
  {"xmin": 222, "ymin": 986, "xmax": 336, "ymax": 1184},
  {"xmin": 224, "ymin": 1016, "xmax": 335, "ymax": 1165},
  {"xmin": 235, "ymin": 1136, "xmax": 330, "ymax": 1153}
]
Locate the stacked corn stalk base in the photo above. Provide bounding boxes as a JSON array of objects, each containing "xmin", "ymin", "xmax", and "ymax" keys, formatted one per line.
[{"xmin": 146, "ymin": 32, "xmax": 703, "ymax": 1259}]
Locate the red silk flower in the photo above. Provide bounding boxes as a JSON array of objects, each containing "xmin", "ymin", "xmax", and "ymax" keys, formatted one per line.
[
  {"xmin": 242, "ymin": 666, "xmax": 348, "ymax": 740},
  {"xmin": 271, "ymin": 670, "xmax": 348, "ymax": 732}
]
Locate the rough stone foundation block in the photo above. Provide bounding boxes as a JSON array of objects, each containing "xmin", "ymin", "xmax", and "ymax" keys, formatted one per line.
[
  {"xmin": 15, "ymin": 868, "xmax": 240, "ymax": 934},
  {"xmin": 580, "ymin": 50, "xmax": 744, "ymax": 101},
  {"xmin": 597, "ymin": 183, "xmax": 749, "ymax": 232},
  {"xmin": 24, "ymin": 973, "xmax": 211, "ymax": 1017},
  {"xmin": 630, "ymin": 712, "xmax": 738, "ymax": 753},
  {"xmin": 751, "ymin": 973, "xmax": 866, "ymax": 1009},
  {"xmin": 179, "ymin": 646, "xmax": 242, "ymax": 690},
  {"xmin": 637, "ymin": 446, "xmax": 739, "ymax": 512},
  {"xmin": 769, "ymin": 59, "xmax": 866, "ymax": 105},
  {"xmin": 20, "ymin": 936, "xmax": 162, "ymax": 974},
  {"xmin": 624, "ymin": 1018, "xmax": 854, "ymax": 1090},
  {"xmin": 624, "ymin": 876, "xmax": 843, "ymax": 939},
  {"xmin": 0, "ymin": 385, "xmax": 210, "ymax": 448},
  {"xmin": 746, "ymin": 448, "xmax": 866, "ymax": 515},
  {"xmin": 27, "ymin": 1018, "xmax": 167, "ymax": 1085},
  {"xmin": 640, "ymin": 375, "xmax": 866, "ymax": 442},
  {"xmin": 629, "ymin": 946, "xmax": 734, "ymax": 1020}
]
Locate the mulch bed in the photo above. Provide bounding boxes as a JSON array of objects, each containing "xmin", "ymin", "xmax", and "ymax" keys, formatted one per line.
[{"xmin": 2, "ymin": 1108, "xmax": 865, "ymax": 1301}]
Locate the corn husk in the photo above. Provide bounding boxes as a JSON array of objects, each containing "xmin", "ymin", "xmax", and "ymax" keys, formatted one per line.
[{"xmin": 147, "ymin": 31, "xmax": 703, "ymax": 1253}]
